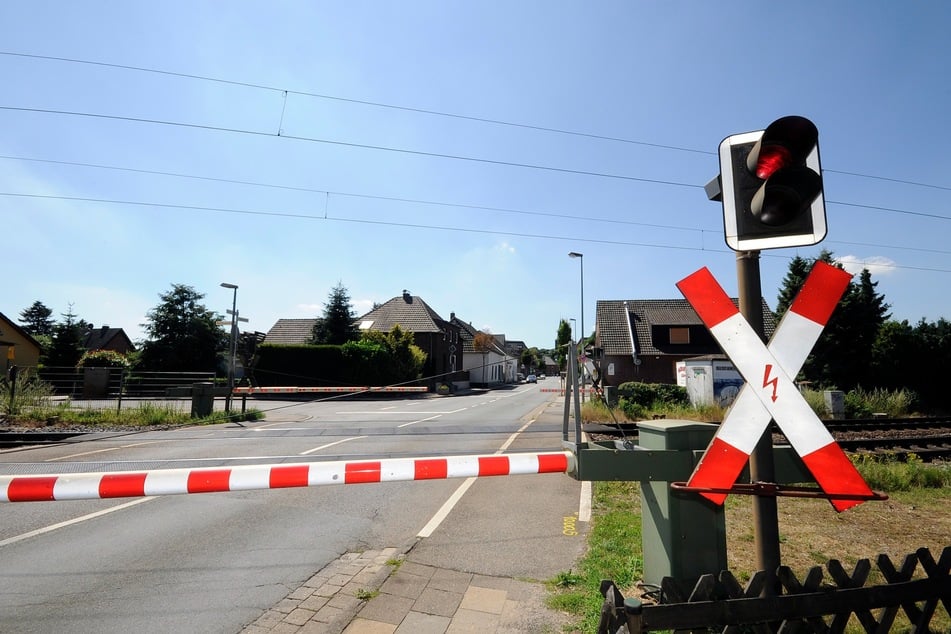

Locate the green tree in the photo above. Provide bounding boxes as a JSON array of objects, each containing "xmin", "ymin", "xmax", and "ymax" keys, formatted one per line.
[
  {"xmin": 776, "ymin": 251, "xmax": 889, "ymax": 390},
  {"xmin": 46, "ymin": 304, "xmax": 90, "ymax": 367},
  {"xmin": 520, "ymin": 347, "xmax": 542, "ymax": 373},
  {"xmin": 871, "ymin": 319, "xmax": 918, "ymax": 392},
  {"xmin": 311, "ymin": 282, "xmax": 359, "ymax": 345},
  {"xmin": 554, "ymin": 319, "xmax": 572, "ymax": 370},
  {"xmin": 19, "ymin": 301, "xmax": 55, "ymax": 337},
  {"xmin": 473, "ymin": 330, "xmax": 496, "ymax": 385},
  {"xmin": 138, "ymin": 284, "xmax": 227, "ymax": 372},
  {"xmin": 345, "ymin": 325, "xmax": 426, "ymax": 385}
]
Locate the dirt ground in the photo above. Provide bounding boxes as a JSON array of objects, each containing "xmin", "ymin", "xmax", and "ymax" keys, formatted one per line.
[{"xmin": 724, "ymin": 488, "xmax": 951, "ymax": 579}]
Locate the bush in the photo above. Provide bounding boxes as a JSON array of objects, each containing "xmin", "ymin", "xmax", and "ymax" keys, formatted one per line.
[
  {"xmin": 845, "ymin": 386, "xmax": 917, "ymax": 418},
  {"xmin": 77, "ymin": 349, "xmax": 131, "ymax": 368},
  {"xmin": 617, "ymin": 381, "xmax": 688, "ymax": 408},
  {"xmin": 854, "ymin": 453, "xmax": 951, "ymax": 491},
  {"xmin": 617, "ymin": 398, "xmax": 648, "ymax": 421}
]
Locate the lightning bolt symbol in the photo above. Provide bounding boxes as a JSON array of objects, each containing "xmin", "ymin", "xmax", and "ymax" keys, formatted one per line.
[{"xmin": 763, "ymin": 364, "xmax": 779, "ymax": 402}]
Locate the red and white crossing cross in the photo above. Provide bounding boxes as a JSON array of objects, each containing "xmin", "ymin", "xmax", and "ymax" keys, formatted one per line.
[
  {"xmin": 682, "ymin": 261, "xmax": 849, "ymax": 506},
  {"xmin": 676, "ymin": 263, "xmax": 873, "ymax": 512}
]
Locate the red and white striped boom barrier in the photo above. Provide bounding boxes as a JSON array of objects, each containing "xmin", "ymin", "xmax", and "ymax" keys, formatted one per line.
[
  {"xmin": 233, "ymin": 386, "xmax": 428, "ymax": 394},
  {"xmin": 0, "ymin": 451, "xmax": 573, "ymax": 503}
]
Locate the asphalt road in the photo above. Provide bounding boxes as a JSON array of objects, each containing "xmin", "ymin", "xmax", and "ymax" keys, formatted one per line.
[{"xmin": 0, "ymin": 384, "xmax": 586, "ymax": 633}]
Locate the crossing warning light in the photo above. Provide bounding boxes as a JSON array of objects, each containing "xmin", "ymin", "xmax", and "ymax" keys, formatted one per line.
[{"xmin": 717, "ymin": 116, "xmax": 826, "ymax": 251}]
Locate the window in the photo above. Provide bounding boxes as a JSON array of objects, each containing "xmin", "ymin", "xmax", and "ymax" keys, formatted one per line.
[{"xmin": 669, "ymin": 327, "xmax": 690, "ymax": 344}]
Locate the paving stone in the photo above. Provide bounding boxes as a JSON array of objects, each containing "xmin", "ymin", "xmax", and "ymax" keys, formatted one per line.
[
  {"xmin": 470, "ymin": 574, "xmax": 512, "ymax": 592},
  {"xmin": 380, "ymin": 571, "xmax": 429, "ymax": 600},
  {"xmin": 284, "ymin": 607, "xmax": 317, "ymax": 626},
  {"xmin": 412, "ymin": 587, "xmax": 463, "ymax": 618},
  {"xmin": 459, "ymin": 586, "xmax": 508, "ymax": 614},
  {"xmin": 315, "ymin": 583, "xmax": 343, "ymax": 598},
  {"xmin": 273, "ymin": 598, "xmax": 301, "ymax": 614},
  {"xmin": 342, "ymin": 617, "xmax": 397, "ymax": 633},
  {"xmin": 327, "ymin": 592, "xmax": 364, "ymax": 613},
  {"xmin": 395, "ymin": 610, "xmax": 451, "ymax": 634},
  {"xmin": 397, "ymin": 561, "xmax": 436, "ymax": 579},
  {"xmin": 428, "ymin": 568, "xmax": 473, "ymax": 594},
  {"xmin": 300, "ymin": 594, "xmax": 330, "ymax": 612},
  {"xmin": 314, "ymin": 604, "xmax": 347, "ymax": 624},
  {"xmin": 356, "ymin": 593, "xmax": 415, "ymax": 625},
  {"xmin": 289, "ymin": 586, "xmax": 316, "ymax": 600},
  {"xmin": 329, "ymin": 573, "xmax": 355, "ymax": 586},
  {"xmin": 446, "ymin": 607, "xmax": 501, "ymax": 633}
]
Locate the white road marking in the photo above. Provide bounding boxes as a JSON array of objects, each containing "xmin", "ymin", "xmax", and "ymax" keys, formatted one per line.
[
  {"xmin": 0, "ymin": 498, "xmax": 154, "ymax": 548},
  {"xmin": 47, "ymin": 441, "xmax": 161, "ymax": 462},
  {"xmin": 397, "ymin": 415, "xmax": 442, "ymax": 429},
  {"xmin": 417, "ymin": 417, "xmax": 539, "ymax": 538},
  {"xmin": 336, "ymin": 409, "xmax": 467, "ymax": 415},
  {"xmin": 299, "ymin": 436, "xmax": 367, "ymax": 456}
]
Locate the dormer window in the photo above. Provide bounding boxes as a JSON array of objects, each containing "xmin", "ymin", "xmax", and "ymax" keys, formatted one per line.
[{"xmin": 669, "ymin": 327, "xmax": 690, "ymax": 344}]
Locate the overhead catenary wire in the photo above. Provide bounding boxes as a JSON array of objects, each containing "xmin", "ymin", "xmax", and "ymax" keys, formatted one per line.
[
  {"xmin": 0, "ymin": 52, "xmax": 948, "ymax": 273},
  {"xmin": 3, "ymin": 190, "xmax": 949, "ymax": 273},
  {"xmin": 2, "ymin": 50, "xmax": 949, "ymax": 194}
]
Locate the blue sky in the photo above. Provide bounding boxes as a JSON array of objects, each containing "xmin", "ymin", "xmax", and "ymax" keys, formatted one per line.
[{"xmin": 3, "ymin": 2, "xmax": 949, "ymax": 350}]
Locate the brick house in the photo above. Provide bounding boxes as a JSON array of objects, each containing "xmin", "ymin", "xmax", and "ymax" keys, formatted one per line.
[{"xmin": 595, "ymin": 298, "xmax": 776, "ymax": 387}]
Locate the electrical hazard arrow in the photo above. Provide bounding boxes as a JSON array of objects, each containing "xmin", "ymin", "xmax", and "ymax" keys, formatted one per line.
[{"xmin": 676, "ymin": 261, "xmax": 873, "ymax": 512}]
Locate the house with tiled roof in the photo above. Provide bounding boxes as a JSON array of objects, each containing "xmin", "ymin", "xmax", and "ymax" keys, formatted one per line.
[
  {"xmin": 450, "ymin": 315, "xmax": 516, "ymax": 386},
  {"xmin": 263, "ymin": 319, "xmax": 317, "ymax": 345},
  {"xmin": 357, "ymin": 291, "xmax": 462, "ymax": 388},
  {"xmin": 84, "ymin": 325, "xmax": 135, "ymax": 354},
  {"xmin": 0, "ymin": 312, "xmax": 42, "ymax": 368},
  {"xmin": 594, "ymin": 298, "xmax": 776, "ymax": 387}
]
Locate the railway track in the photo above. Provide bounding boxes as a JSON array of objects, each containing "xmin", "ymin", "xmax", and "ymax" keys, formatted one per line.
[
  {"xmin": 4, "ymin": 418, "xmax": 951, "ymax": 461},
  {"xmin": 582, "ymin": 417, "xmax": 951, "ymax": 462}
]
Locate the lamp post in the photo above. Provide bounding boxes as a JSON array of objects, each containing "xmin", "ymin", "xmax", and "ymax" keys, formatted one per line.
[
  {"xmin": 220, "ymin": 282, "xmax": 238, "ymax": 412},
  {"xmin": 568, "ymin": 252, "xmax": 584, "ymax": 401}
]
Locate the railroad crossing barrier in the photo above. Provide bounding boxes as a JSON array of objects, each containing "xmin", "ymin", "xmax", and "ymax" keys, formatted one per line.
[
  {"xmin": 165, "ymin": 384, "xmax": 430, "ymax": 417},
  {"xmin": 232, "ymin": 386, "xmax": 429, "ymax": 394},
  {"xmin": 0, "ymin": 451, "xmax": 572, "ymax": 503}
]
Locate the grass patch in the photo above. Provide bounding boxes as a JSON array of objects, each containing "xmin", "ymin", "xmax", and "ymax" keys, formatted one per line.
[
  {"xmin": 7, "ymin": 401, "xmax": 264, "ymax": 427},
  {"xmin": 354, "ymin": 588, "xmax": 379, "ymax": 600},
  {"xmin": 546, "ymin": 481, "xmax": 643, "ymax": 631}
]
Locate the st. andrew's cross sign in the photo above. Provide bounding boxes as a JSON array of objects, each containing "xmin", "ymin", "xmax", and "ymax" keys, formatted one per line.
[{"xmin": 676, "ymin": 261, "xmax": 874, "ymax": 512}]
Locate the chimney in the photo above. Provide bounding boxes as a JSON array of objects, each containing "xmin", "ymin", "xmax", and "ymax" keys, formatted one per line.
[{"xmin": 402, "ymin": 290, "xmax": 411, "ymax": 302}]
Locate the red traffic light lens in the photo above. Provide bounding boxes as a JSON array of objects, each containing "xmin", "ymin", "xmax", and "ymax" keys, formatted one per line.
[{"xmin": 753, "ymin": 145, "xmax": 792, "ymax": 179}]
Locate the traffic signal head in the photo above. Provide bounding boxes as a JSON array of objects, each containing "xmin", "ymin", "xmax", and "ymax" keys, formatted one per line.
[{"xmin": 718, "ymin": 116, "xmax": 826, "ymax": 251}]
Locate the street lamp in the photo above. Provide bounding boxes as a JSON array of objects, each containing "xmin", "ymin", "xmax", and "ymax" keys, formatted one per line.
[
  {"xmin": 220, "ymin": 282, "xmax": 238, "ymax": 412},
  {"xmin": 568, "ymin": 252, "xmax": 584, "ymax": 400}
]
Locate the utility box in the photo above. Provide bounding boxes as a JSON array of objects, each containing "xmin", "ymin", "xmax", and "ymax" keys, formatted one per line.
[
  {"xmin": 824, "ymin": 390, "xmax": 845, "ymax": 419},
  {"xmin": 680, "ymin": 355, "xmax": 744, "ymax": 408},
  {"xmin": 191, "ymin": 382, "xmax": 216, "ymax": 418},
  {"xmin": 638, "ymin": 420, "xmax": 727, "ymax": 588}
]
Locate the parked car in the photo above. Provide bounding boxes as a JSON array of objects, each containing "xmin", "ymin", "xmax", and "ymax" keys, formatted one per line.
[{"xmin": 526, "ymin": 374, "xmax": 537, "ymax": 383}]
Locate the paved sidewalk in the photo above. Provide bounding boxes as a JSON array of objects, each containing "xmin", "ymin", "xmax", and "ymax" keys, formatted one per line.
[{"xmin": 241, "ymin": 544, "xmax": 574, "ymax": 633}]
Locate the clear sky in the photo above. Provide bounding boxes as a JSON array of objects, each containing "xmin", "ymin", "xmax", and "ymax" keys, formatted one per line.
[{"xmin": 3, "ymin": 2, "xmax": 949, "ymax": 350}]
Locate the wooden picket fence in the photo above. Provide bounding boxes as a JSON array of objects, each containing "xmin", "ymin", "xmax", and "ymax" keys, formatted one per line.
[{"xmin": 599, "ymin": 546, "xmax": 951, "ymax": 633}]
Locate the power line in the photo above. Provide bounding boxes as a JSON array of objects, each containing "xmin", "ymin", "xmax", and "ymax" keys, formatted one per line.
[
  {"xmin": 3, "ymin": 107, "xmax": 950, "ymax": 227},
  {"xmin": 0, "ymin": 154, "xmax": 700, "ymax": 233},
  {"xmin": 4, "ymin": 190, "xmax": 949, "ymax": 274},
  {"xmin": 3, "ymin": 50, "xmax": 949, "ymax": 193},
  {"xmin": 0, "ymin": 105, "xmax": 701, "ymax": 190}
]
